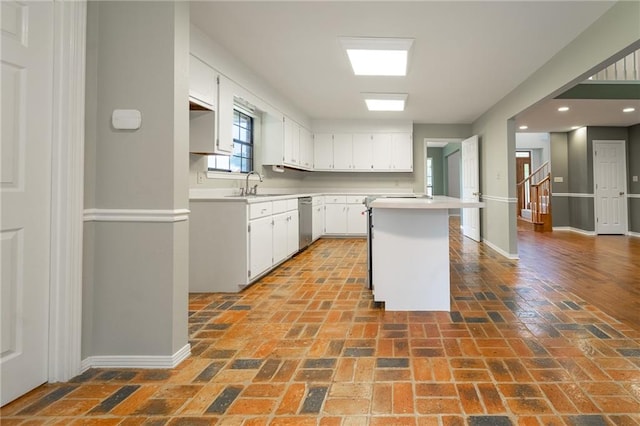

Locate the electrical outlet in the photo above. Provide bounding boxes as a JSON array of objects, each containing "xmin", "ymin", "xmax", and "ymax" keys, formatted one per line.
[
  {"xmin": 633, "ymin": 176, "xmax": 639, "ymax": 182},
  {"xmin": 197, "ymin": 171, "xmax": 206, "ymax": 184},
  {"xmin": 553, "ymin": 176, "xmax": 564, "ymax": 183}
]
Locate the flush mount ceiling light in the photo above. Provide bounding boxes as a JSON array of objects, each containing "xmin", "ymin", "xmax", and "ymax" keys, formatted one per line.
[
  {"xmin": 340, "ymin": 37, "xmax": 414, "ymax": 76},
  {"xmin": 363, "ymin": 93, "xmax": 408, "ymax": 111},
  {"xmin": 519, "ymin": 125, "xmax": 528, "ymax": 130},
  {"xmin": 571, "ymin": 126, "xmax": 582, "ymax": 130},
  {"xmin": 557, "ymin": 106, "xmax": 570, "ymax": 112},
  {"xmin": 623, "ymin": 107, "xmax": 636, "ymax": 113}
]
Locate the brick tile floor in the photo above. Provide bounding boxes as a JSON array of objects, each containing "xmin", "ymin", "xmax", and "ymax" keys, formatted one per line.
[{"xmin": 2, "ymin": 221, "xmax": 639, "ymax": 425}]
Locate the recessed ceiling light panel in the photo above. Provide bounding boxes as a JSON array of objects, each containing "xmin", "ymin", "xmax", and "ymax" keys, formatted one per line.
[
  {"xmin": 623, "ymin": 107, "xmax": 636, "ymax": 113},
  {"xmin": 519, "ymin": 125, "xmax": 528, "ymax": 130},
  {"xmin": 363, "ymin": 93, "xmax": 408, "ymax": 111},
  {"xmin": 557, "ymin": 106, "xmax": 570, "ymax": 112},
  {"xmin": 341, "ymin": 37, "xmax": 414, "ymax": 76}
]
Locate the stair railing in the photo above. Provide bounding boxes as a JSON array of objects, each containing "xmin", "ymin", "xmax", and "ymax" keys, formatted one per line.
[
  {"xmin": 530, "ymin": 174, "xmax": 551, "ymax": 224},
  {"xmin": 517, "ymin": 161, "xmax": 550, "ymax": 218}
]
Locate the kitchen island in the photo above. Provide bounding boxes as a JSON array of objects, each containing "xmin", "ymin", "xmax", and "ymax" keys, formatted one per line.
[{"xmin": 368, "ymin": 196, "xmax": 484, "ymax": 311}]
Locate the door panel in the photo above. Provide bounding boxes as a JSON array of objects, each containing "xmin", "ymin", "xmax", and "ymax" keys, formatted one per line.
[
  {"xmin": 461, "ymin": 135, "xmax": 480, "ymax": 242},
  {"xmin": 1, "ymin": 0, "xmax": 53, "ymax": 406},
  {"xmin": 594, "ymin": 140, "xmax": 627, "ymax": 235}
]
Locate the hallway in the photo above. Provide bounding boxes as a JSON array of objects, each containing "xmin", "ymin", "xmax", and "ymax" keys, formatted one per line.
[{"xmin": 2, "ymin": 221, "xmax": 639, "ymax": 425}]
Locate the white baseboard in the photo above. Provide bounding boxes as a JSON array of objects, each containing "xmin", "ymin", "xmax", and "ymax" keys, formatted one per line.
[
  {"xmin": 81, "ymin": 343, "xmax": 190, "ymax": 371},
  {"xmin": 552, "ymin": 226, "xmax": 596, "ymax": 236},
  {"xmin": 482, "ymin": 239, "xmax": 519, "ymax": 260},
  {"xmin": 627, "ymin": 231, "xmax": 640, "ymax": 237}
]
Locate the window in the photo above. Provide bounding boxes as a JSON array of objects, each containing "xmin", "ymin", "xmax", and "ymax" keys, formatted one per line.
[{"xmin": 209, "ymin": 109, "xmax": 254, "ymax": 173}]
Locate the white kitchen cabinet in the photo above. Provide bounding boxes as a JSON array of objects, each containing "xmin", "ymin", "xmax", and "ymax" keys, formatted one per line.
[
  {"xmin": 353, "ymin": 134, "xmax": 373, "ymax": 170},
  {"xmin": 189, "ymin": 54, "xmax": 216, "ymax": 108},
  {"xmin": 215, "ymin": 73, "xmax": 235, "ymax": 155},
  {"xmin": 272, "ymin": 200, "xmax": 299, "ymax": 264},
  {"xmin": 249, "ymin": 215, "xmax": 274, "ymax": 280},
  {"xmin": 263, "ymin": 115, "xmax": 312, "ymax": 171},
  {"xmin": 283, "ymin": 117, "xmax": 300, "ymax": 166},
  {"xmin": 333, "ymin": 134, "xmax": 353, "ymax": 170},
  {"xmin": 299, "ymin": 127, "xmax": 314, "ymax": 170},
  {"xmin": 372, "ymin": 133, "xmax": 393, "ymax": 170},
  {"xmin": 312, "ymin": 196, "xmax": 325, "ymax": 241},
  {"xmin": 325, "ymin": 203, "xmax": 348, "ymax": 234},
  {"xmin": 313, "ymin": 133, "xmax": 333, "ymax": 170},
  {"xmin": 346, "ymin": 196, "xmax": 368, "ymax": 235},
  {"xmin": 391, "ymin": 132, "xmax": 413, "ymax": 171},
  {"xmin": 190, "ymin": 197, "xmax": 301, "ymax": 293},
  {"xmin": 324, "ymin": 195, "xmax": 367, "ymax": 235}
]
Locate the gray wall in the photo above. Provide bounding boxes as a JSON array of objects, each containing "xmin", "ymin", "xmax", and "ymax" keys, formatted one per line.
[
  {"xmin": 428, "ymin": 147, "xmax": 444, "ymax": 195},
  {"xmin": 552, "ymin": 126, "xmax": 635, "ymax": 232},
  {"xmin": 471, "ymin": 1, "xmax": 639, "ymax": 255},
  {"xmin": 83, "ymin": 1, "xmax": 189, "ymax": 358},
  {"xmin": 629, "ymin": 124, "xmax": 640, "ymax": 233}
]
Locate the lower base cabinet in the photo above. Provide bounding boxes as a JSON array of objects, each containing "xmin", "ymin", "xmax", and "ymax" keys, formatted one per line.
[
  {"xmin": 189, "ymin": 198, "xmax": 298, "ymax": 293},
  {"xmin": 324, "ymin": 195, "xmax": 367, "ymax": 236}
]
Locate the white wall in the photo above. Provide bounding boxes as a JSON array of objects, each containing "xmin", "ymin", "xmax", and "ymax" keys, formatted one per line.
[{"xmin": 516, "ymin": 132, "xmax": 551, "ymax": 171}]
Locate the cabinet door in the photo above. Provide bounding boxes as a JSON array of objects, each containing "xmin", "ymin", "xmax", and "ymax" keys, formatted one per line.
[
  {"xmin": 216, "ymin": 74, "xmax": 235, "ymax": 154},
  {"xmin": 372, "ymin": 133, "xmax": 392, "ymax": 170},
  {"xmin": 325, "ymin": 204, "xmax": 347, "ymax": 234},
  {"xmin": 313, "ymin": 133, "xmax": 333, "ymax": 170},
  {"xmin": 312, "ymin": 205, "xmax": 324, "ymax": 240},
  {"xmin": 346, "ymin": 204, "xmax": 368, "ymax": 234},
  {"xmin": 300, "ymin": 127, "xmax": 314, "ymax": 170},
  {"xmin": 391, "ymin": 133, "xmax": 413, "ymax": 171},
  {"xmin": 189, "ymin": 54, "xmax": 216, "ymax": 108},
  {"xmin": 283, "ymin": 117, "xmax": 299, "ymax": 166},
  {"xmin": 333, "ymin": 133, "xmax": 353, "ymax": 170},
  {"xmin": 352, "ymin": 134, "xmax": 373, "ymax": 170},
  {"xmin": 287, "ymin": 212, "xmax": 299, "ymax": 256},
  {"xmin": 272, "ymin": 213, "xmax": 288, "ymax": 265},
  {"xmin": 249, "ymin": 216, "xmax": 273, "ymax": 279}
]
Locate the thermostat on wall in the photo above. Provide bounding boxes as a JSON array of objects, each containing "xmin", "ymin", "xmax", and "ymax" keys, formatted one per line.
[{"xmin": 112, "ymin": 109, "xmax": 142, "ymax": 130}]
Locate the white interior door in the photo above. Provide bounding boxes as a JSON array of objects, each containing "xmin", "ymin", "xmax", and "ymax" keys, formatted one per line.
[
  {"xmin": 1, "ymin": 0, "xmax": 53, "ymax": 406},
  {"xmin": 594, "ymin": 140, "xmax": 628, "ymax": 235},
  {"xmin": 461, "ymin": 135, "xmax": 481, "ymax": 242}
]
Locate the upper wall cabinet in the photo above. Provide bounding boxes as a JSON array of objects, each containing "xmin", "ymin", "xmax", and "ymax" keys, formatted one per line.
[
  {"xmin": 189, "ymin": 54, "xmax": 216, "ymax": 109},
  {"xmin": 216, "ymin": 74, "xmax": 235, "ymax": 155},
  {"xmin": 263, "ymin": 115, "xmax": 313, "ymax": 171},
  {"xmin": 312, "ymin": 132, "xmax": 413, "ymax": 172},
  {"xmin": 188, "ymin": 54, "xmax": 234, "ymax": 155}
]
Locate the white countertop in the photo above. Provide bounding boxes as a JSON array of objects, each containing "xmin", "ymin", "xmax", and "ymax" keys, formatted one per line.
[
  {"xmin": 189, "ymin": 189, "xmax": 415, "ymax": 203},
  {"xmin": 369, "ymin": 196, "xmax": 485, "ymax": 209}
]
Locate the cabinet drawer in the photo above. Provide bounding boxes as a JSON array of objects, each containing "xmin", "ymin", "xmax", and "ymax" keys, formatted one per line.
[
  {"xmin": 312, "ymin": 196, "xmax": 324, "ymax": 206},
  {"xmin": 325, "ymin": 195, "xmax": 347, "ymax": 204},
  {"xmin": 346, "ymin": 195, "xmax": 366, "ymax": 204},
  {"xmin": 249, "ymin": 202, "xmax": 273, "ymax": 219},
  {"xmin": 272, "ymin": 200, "xmax": 288, "ymax": 214},
  {"xmin": 287, "ymin": 199, "xmax": 298, "ymax": 211}
]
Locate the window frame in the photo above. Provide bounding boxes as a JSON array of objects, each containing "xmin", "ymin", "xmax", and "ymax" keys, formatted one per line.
[{"xmin": 208, "ymin": 107, "xmax": 255, "ymax": 174}]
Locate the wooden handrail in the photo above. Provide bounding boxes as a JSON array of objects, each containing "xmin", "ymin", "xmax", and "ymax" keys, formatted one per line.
[{"xmin": 516, "ymin": 161, "xmax": 550, "ymax": 219}]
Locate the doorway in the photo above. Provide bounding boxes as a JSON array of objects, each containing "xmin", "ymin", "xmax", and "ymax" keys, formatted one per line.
[{"xmin": 516, "ymin": 151, "xmax": 531, "ymax": 217}]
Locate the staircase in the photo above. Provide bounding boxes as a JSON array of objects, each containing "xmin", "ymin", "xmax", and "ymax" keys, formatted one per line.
[{"xmin": 517, "ymin": 161, "xmax": 552, "ymax": 232}]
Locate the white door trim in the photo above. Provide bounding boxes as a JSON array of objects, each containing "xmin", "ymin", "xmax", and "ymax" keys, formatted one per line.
[
  {"xmin": 422, "ymin": 138, "xmax": 463, "ymax": 195},
  {"xmin": 48, "ymin": 0, "xmax": 86, "ymax": 383},
  {"xmin": 592, "ymin": 139, "xmax": 628, "ymax": 235}
]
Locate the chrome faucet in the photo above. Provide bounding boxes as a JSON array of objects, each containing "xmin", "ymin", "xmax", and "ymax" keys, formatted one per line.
[{"xmin": 243, "ymin": 170, "xmax": 263, "ymax": 195}]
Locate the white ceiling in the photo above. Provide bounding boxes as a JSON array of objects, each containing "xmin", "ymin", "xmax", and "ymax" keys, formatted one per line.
[{"xmin": 190, "ymin": 1, "xmax": 627, "ymax": 128}]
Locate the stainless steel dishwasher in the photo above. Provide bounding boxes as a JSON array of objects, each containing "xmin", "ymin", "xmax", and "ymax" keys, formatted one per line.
[{"xmin": 298, "ymin": 197, "xmax": 313, "ymax": 250}]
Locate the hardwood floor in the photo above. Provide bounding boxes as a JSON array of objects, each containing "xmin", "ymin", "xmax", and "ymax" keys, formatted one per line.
[{"xmin": 516, "ymin": 223, "xmax": 640, "ymax": 330}]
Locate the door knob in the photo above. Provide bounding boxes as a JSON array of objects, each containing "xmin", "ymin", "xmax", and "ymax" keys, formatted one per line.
[{"xmin": 472, "ymin": 192, "xmax": 481, "ymax": 196}]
